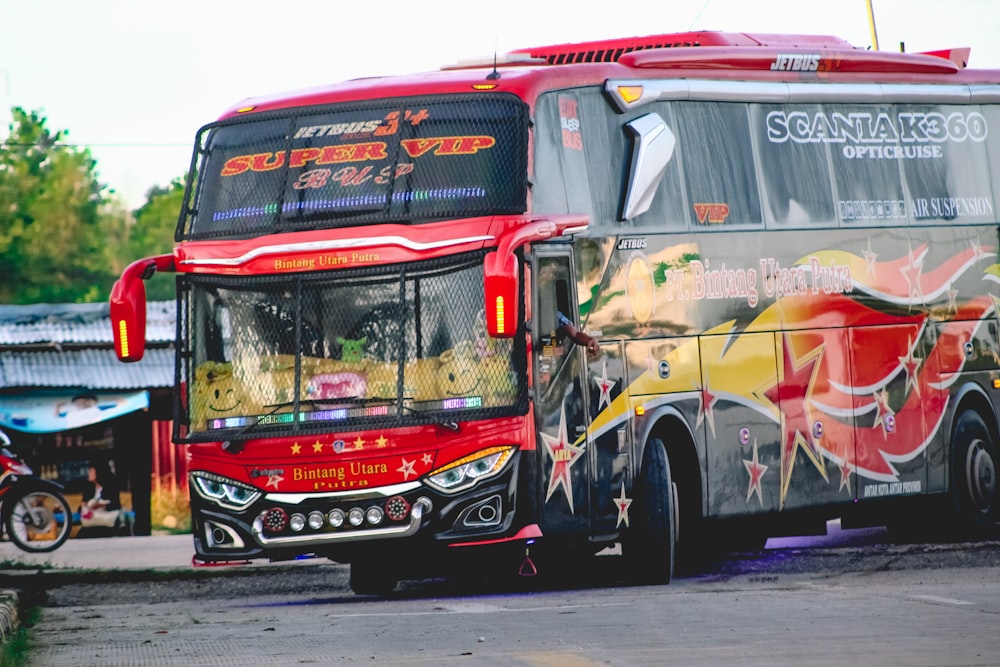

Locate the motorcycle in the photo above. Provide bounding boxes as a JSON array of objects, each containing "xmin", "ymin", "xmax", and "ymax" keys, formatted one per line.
[{"xmin": 0, "ymin": 429, "xmax": 72, "ymax": 552}]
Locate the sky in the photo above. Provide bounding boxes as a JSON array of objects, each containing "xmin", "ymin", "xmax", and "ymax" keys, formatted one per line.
[{"xmin": 2, "ymin": 0, "xmax": 999, "ymax": 209}]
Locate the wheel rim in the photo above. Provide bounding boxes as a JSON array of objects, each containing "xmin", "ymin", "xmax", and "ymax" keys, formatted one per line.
[
  {"xmin": 965, "ymin": 439, "xmax": 996, "ymax": 515},
  {"xmin": 10, "ymin": 492, "xmax": 69, "ymax": 548}
]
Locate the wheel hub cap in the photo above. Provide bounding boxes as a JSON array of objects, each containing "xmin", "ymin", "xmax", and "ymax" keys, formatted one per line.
[{"xmin": 967, "ymin": 440, "xmax": 996, "ymax": 513}]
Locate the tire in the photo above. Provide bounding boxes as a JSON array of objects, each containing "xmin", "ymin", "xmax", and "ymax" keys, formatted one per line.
[
  {"xmin": 951, "ymin": 410, "xmax": 999, "ymax": 534},
  {"xmin": 349, "ymin": 559, "xmax": 398, "ymax": 596},
  {"xmin": 5, "ymin": 488, "xmax": 73, "ymax": 553},
  {"xmin": 623, "ymin": 437, "xmax": 675, "ymax": 584}
]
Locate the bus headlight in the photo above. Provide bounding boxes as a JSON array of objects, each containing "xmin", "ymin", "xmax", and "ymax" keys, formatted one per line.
[
  {"xmin": 425, "ymin": 446, "xmax": 516, "ymax": 494},
  {"xmin": 191, "ymin": 472, "xmax": 262, "ymax": 510}
]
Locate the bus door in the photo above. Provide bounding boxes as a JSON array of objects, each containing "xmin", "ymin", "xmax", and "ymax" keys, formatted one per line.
[
  {"xmin": 534, "ymin": 252, "xmax": 594, "ymax": 535},
  {"xmin": 585, "ymin": 338, "xmax": 630, "ymax": 535}
]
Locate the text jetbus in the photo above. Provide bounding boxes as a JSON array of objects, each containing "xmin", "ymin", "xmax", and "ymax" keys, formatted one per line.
[{"xmin": 112, "ymin": 31, "xmax": 1000, "ymax": 594}]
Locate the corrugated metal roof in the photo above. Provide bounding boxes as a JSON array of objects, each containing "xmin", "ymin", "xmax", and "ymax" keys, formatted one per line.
[
  {"xmin": 0, "ymin": 301, "xmax": 175, "ymax": 345},
  {"xmin": 0, "ymin": 348, "xmax": 174, "ymax": 390}
]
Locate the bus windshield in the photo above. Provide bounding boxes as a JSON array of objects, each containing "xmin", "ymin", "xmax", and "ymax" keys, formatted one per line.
[
  {"xmin": 178, "ymin": 253, "xmax": 526, "ymax": 441},
  {"xmin": 180, "ymin": 94, "xmax": 529, "ymax": 241}
]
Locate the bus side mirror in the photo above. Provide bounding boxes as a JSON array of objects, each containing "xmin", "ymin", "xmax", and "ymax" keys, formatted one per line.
[
  {"xmin": 109, "ymin": 255, "xmax": 174, "ymax": 362},
  {"xmin": 483, "ymin": 251, "xmax": 519, "ymax": 338},
  {"xmin": 110, "ymin": 274, "xmax": 147, "ymax": 362}
]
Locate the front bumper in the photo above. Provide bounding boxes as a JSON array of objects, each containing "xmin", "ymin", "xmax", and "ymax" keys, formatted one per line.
[{"xmin": 191, "ymin": 466, "xmax": 519, "ymax": 562}]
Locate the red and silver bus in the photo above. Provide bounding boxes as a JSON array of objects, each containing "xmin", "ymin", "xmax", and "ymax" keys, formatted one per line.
[{"xmin": 111, "ymin": 31, "xmax": 1000, "ymax": 593}]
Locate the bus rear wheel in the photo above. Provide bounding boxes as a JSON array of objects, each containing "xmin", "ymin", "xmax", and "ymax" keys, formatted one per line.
[
  {"xmin": 623, "ymin": 437, "xmax": 675, "ymax": 584},
  {"xmin": 952, "ymin": 410, "xmax": 999, "ymax": 534}
]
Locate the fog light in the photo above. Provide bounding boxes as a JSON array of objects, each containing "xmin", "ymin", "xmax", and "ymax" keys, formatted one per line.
[
  {"xmin": 262, "ymin": 507, "xmax": 288, "ymax": 534},
  {"xmin": 348, "ymin": 507, "xmax": 365, "ymax": 527},
  {"xmin": 328, "ymin": 508, "xmax": 345, "ymax": 528},
  {"xmin": 366, "ymin": 506, "xmax": 384, "ymax": 525},
  {"xmin": 308, "ymin": 511, "xmax": 325, "ymax": 530},
  {"xmin": 384, "ymin": 496, "xmax": 410, "ymax": 521},
  {"xmin": 289, "ymin": 513, "xmax": 306, "ymax": 532}
]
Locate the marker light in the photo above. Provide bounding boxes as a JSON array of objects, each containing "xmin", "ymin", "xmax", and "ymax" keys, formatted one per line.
[
  {"xmin": 617, "ymin": 85, "xmax": 644, "ymax": 104},
  {"xmin": 328, "ymin": 508, "xmax": 345, "ymax": 528},
  {"xmin": 289, "ymin": 513, "xmax": 306, "ymax": 532},
  {"xmin": 494, "ymin": 296, "xmax": 506, "ymax": 334},
  {"xmin": 117, "ymin": 320, "xmax": 130, "ymax": 358},
  {"xmin": 308, "ymin": 511, "xmax": 325, "ymax": 530},
  {"xmin": 348, "ymin": 507, "xmax": 365, "ymax": 527}
]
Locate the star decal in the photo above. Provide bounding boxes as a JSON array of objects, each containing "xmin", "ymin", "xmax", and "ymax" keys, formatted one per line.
[
  {"xmin": 266, "ymin": 473, "xmax": 284, "ymax": 490},
  {"xmin": 696, "ymin": 372, "xmax": 718, "ymax": 439},
  {"xmin": 596, "ymin": 360, "xmax": 613, "ymax": 409},
  {"xmin": 763, "ymin": 333, "xmax": 828, "ymax": 506},
  {"xmin": 376, "ymin": 434, "xmax": 388, "ymax": 448},
  {"xmin": 353, "ymin": 436, "xmax": 365, "ymax": 450},
  {"xmin": 898, "ymin": 337, "xmax": 923, "ymax": 398},
  {"xmin": 422, "ymin": 453, "xmax": 433, "ymax": 466},
  {"xmin": 862, "ymin": 238, "xmax": 878, "ymax": 278},
  {"xmin": 614, "ymin": 483, "xmax": 633, "ymax": 528},
  {"xmin": 872, "ymin": 388, "xmax": 895, "ymax": 439},
  {"xmin": 290, "ymin": 442, "xmax": 302, "ymax": 455},
  {"xmin": 837, "ymin": 459, "xmax": 852, "ymax": 494},
  {"xmin": 541, "ymin": 407, "xmax": 585, "ymax": 513},
  {"xmin": 312, "ymin": 440, "xmax": 324, "ymax": 453},
  {"xmin": 645, "ymin": 351, "xmax": 659, "ymax": 375},
  {"xmin": 947, "ymin": 283, "xmax": 959, "ymax": 314},
  {"xmin": 971, "ymin": 237, "xmax": 987, "ymax": 262},
  {"xmin": 397, "ymin": 457, "xmax": 416, "ymax": 480},
  {"xmin": 743, "ymin": 440, "xmax": 767, "ymax": 505},
  {"xmin": 900, "ymin": 244, "xmax": 925, "ymax": 307}
]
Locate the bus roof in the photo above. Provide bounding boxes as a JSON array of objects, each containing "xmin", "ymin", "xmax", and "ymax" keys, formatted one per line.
[{"xmin": 217, "ymin": 30, "xmax": 995, "ymax": 121}]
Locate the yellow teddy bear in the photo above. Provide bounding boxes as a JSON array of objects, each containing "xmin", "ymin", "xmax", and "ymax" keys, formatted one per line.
[{"xmin": 189, "ymin": 361, "xmax": 259, "ymax": 430}]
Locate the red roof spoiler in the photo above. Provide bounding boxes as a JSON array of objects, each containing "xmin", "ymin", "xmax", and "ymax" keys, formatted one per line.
[
  {"xmin": 917, "ymin": 47, "xmax": 970, "ymax": 68},
  {"xmin": 507, "ymin": 31, "xmax": 856, "ymax": 65}
]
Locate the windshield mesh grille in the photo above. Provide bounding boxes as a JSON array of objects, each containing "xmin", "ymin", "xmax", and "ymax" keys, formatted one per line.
[{"xmin": 175, "ymin": 252, "xmax": 526, "ymax": 442}]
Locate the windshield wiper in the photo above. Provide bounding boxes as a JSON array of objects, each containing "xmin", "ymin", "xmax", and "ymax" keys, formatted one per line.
[{"xmin": 398, "ymin": 402, "xmax": 459, "ymax": 431}]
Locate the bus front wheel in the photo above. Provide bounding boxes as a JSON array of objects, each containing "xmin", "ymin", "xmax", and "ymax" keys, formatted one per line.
[
  {"xmin": 952, "ymin": 410, "xmax": 999, "ymax": 533},
  {"xmin": 624, "ymin": 437, "xmax": 675, "ymax": 584}
]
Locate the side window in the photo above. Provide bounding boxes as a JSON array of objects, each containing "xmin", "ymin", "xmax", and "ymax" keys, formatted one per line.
[
  {"xmin": 753, "ymin": 103, "xmax": 837, "ymax": 227},
  {"xmin": 671, "ymin": 101, "xmax": 762, "ymax": 229}
]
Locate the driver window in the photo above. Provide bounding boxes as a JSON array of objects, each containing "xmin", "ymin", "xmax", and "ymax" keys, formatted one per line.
[{"xmin": 535, "ymin": 255, "xmax": 574, "ymax": 391}]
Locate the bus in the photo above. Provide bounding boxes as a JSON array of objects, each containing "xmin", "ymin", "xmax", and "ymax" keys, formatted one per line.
[{"xmin": 111, "ymin": 30, "xmax": 1000, "ymax": 593}]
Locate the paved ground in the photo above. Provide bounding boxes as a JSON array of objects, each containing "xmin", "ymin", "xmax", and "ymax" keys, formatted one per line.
[
  {"xmin": 0, "ymin": 519, "xmax": 889, "ymax": 573},
  {"xmin": 0, "ymin": 533, "xmax": 201, "ymax": 572}
]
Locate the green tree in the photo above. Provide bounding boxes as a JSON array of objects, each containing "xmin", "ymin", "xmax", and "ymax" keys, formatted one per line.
[
  {"xmin": 0, "ymin": 108, "xmax": 116, "ymax": 303},
  {"xmin": 128, "ymin": 178, "xmax": 185, "ymax": 301}
]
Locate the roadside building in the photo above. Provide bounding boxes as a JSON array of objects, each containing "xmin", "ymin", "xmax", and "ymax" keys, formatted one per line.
[{"xmin": 0, "ymin": 301, "xmax": 188, "ymax": 536}]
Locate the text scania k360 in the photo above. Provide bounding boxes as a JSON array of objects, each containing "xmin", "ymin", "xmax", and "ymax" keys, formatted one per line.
[{"xmin": 111, "ymin": 30, "xmax": 1000, "ymax": 594}]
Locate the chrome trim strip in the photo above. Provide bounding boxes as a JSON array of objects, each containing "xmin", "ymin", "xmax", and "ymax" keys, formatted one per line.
[
  {"xmin": 263, "ymin": 481, "xmax": 421, "ymax": 504},
  {"xmin": 180, "ymin": 235, "xmax": 494, "ymax": 267},
  {"xmin": 605, "ymin": 80, "xmax": 1000, "ymax": 112}
]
